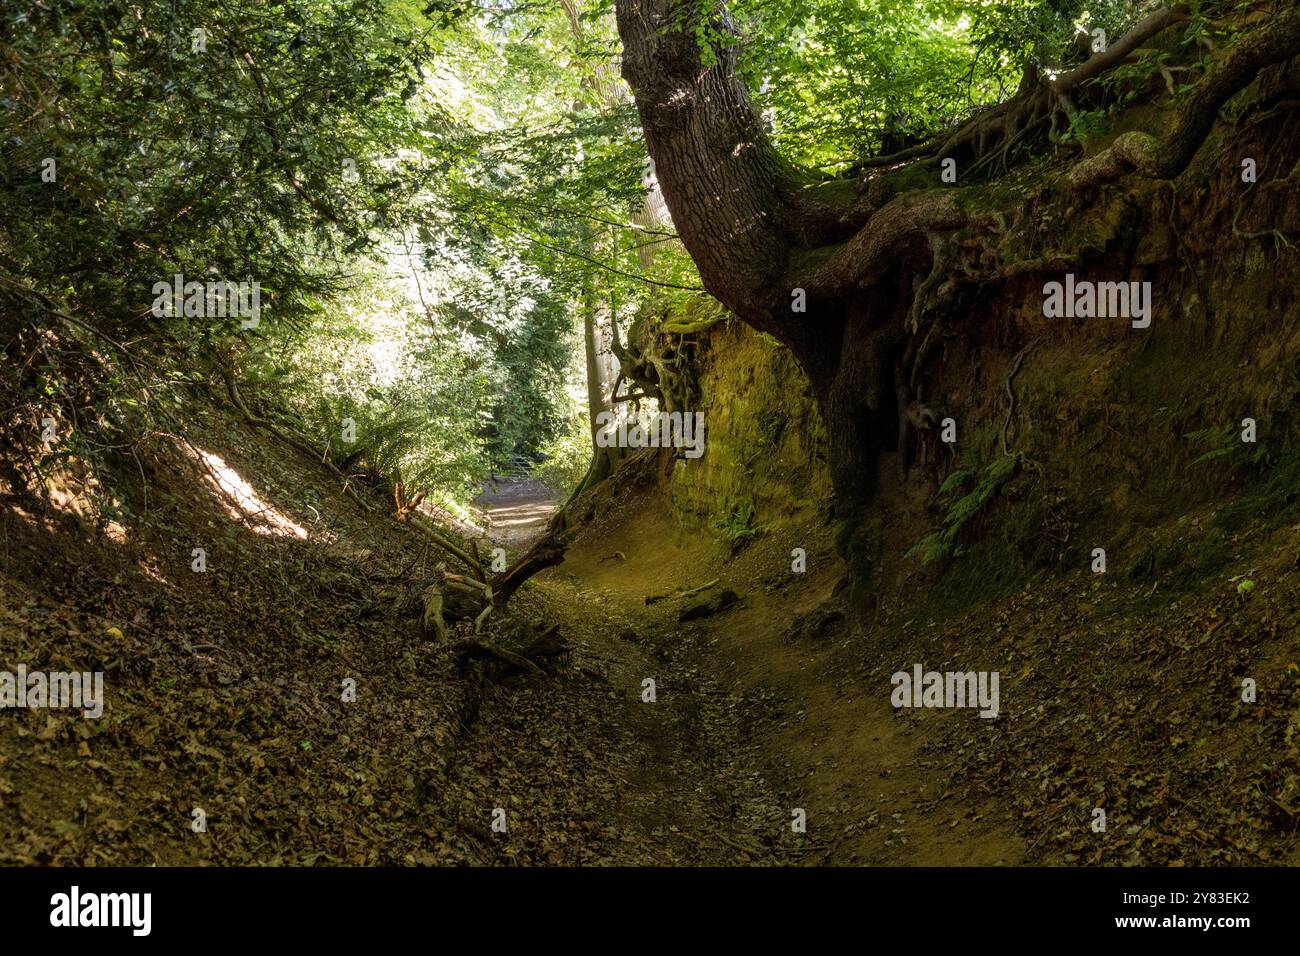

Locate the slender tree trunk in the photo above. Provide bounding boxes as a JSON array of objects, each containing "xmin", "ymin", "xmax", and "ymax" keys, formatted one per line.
[
  {"xmin": 580, "ymin": 227, "xmax": 623, "ymax": 488},
  {"xmin": 564, "ymin": 0, "xmax": 625, "ymax": 496}
]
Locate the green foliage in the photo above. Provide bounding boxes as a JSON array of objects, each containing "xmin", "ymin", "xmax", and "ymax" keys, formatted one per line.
[
  {"xmin": 1058, "ymin": 108, "xmax": 1109, "ymax": 145},
  {"xmin": 969, "ymin": 0, "xmax": 1147, "ymax": 75},
  {"xmin": 723, "ymin": 0, "xmax": 1163, "ymax": 171},
  {"xmin": 1102, "ymin": 48, "xmax": 1170, "ymax": 105},
  {"xmin": 534, "ymin": 408, "xmax": 593, "ymax": 496},
  {"xmin": 735, "ymin": 0, "xmax": 997, "ymax": 169},
  {"xmin": 711, "ymin": 495, "xmax": 765, "ymax": 549},
  {"xmin": 937, "ymin": 466, "xmax": 975, "ymax": 495},
  {"xmin": 1185, "ymin": 424, "xmax": 1265, "ymax": 467},
  {"xmin": 3, "ymin": 0, "xmax": 445, "ymax": 338},
  {"xmin": 909, "ymin": 454, "xmax": 1019, "ymax": 564},
  {"xmin": 2, "ymin": 0, "xmax": 472, "ymax": 508},
  {"xmin": 2, "ymin": 0, "xmax": 602, "ymax": 510},
  {"xmin": 1183, "ymin": 424, "xmax": 1300, "ymax": 533},
  {"xmin": 240, "ymin": 265, "xmax": 484, "ymax": 499}
]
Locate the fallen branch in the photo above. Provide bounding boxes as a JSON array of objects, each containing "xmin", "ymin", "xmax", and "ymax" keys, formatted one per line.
[
  {"xmin": 646, "ymin": 577, "xmax": 720, "ymax": 605},
  {"xmin": 395, "ymin": 481, "xmax": 483, "ymax": 577},
  {"xmin": 454, "ymin": 637, "xmax": 546, "ymax": 677}
]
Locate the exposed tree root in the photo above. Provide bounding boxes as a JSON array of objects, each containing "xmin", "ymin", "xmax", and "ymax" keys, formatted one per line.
[
  {"xmin": 1232, "ymin": 178, "xmax": 1299, "ymax": 254},
  {"xmin": 1000, "ymin": 344, "xmax": 1033, "ymax": 459},
  {"xmin": 1069, "ymin": 7, "xmax": 1300, "ymax": 190},
  {"xmin": 453, "ymin": 625, "xmax": 570, "ymax": 679},
  {"xmin": 453, "ymin": 637, "xmax": 546, "ymax": 677}
]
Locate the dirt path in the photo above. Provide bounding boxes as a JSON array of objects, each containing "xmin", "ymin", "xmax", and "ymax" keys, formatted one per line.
[
  {"xmin": 439, "ymin": 479, "xmax": 805, "ymax": 863},
  {"xmin": 473, "ymin": 478, "xmax": 557, "ymax": 551},
  {"xmin": 464, "ymin": 464, "xmax": 1300, "ymax": 867},
  {"xmin": 452, "ymin": 477, "xmax": 1025, "ymax": 865}
]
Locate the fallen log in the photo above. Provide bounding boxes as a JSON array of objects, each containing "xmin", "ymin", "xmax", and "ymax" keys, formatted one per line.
[
  {"xmin": 490, "ymin": 530, "xmax": 569, "ymax": 605},
  {"xmin": 398, "ymin": 482, "xmax": 577, "ymax": 635}
]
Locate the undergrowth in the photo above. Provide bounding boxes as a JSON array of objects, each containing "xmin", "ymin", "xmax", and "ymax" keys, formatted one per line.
[{"xmin": 909, "ymin": 453, "xmax": 1021, "ymax": 565}]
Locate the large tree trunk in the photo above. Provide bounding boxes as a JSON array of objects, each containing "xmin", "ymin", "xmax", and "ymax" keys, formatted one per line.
[
  {"xmin": 616, "ymin": 0, "xmax": 800, "ymax": 329},
  {"xmin": 614, "ymin": 0, "xmax": 937, "ymax": 606}
]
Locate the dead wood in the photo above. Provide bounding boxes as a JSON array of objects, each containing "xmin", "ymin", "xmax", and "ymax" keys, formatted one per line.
[
  {"xmin": 646, "ymin": 577, "xmax": 720, "ymax": 605},
  {"xmin": 454, "ymin": 637, "xmax": 547, "ymax": 677}
]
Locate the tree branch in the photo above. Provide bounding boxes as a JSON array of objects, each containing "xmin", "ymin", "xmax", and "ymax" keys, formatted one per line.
[{"xmin": 1069, "ymin": 6, "xmax": 1300, "ymax": 189}]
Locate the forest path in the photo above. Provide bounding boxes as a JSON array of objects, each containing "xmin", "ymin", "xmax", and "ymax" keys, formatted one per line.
[
  {"xmin": 473, "ymin": 477, "xmax": 556, "ymax": 551},
  {"xmin": 438, "ymin": 478, "xmax": 806, "ymax": 863},
  {"xmin": 456, "ymin": 476, "xmax": 1024, "ymax": 865},
  {"xmin": 533, "ymin": 509, "xmax": 1020, "ymax": 866}
]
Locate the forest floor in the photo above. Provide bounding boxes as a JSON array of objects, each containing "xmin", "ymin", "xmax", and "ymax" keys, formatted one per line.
[
  {"xmin": 441, "ymin": 477, "xmax": 810, "ymax": 864},
  {"xmin": 3, "ymin": 417, "xmax": 1298, "ymax": 865},
  {"xmin": 0, "ymin": 408, "xmax": 498, "ymax": 864}
]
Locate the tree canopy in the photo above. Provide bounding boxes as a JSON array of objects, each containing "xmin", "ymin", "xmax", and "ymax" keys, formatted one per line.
[{"xmin": 4, "ymin": 0, "xmax": 1293, "ymax": 516}]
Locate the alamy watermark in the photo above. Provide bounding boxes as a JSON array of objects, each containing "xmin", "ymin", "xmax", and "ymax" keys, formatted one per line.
[
  {"xmin": 890, "ymin": 664, "xmax": 999, "ymax": 718},
  {"xmin": 50, "ymin": 886, "xmax": 150, "ymax": 936},
  {"xmin": 595, "ymin": 410, "xmax": 705, "ymax": 459},
  {"xmin": 1043, "ymin": 273, "xmax": 1151, "ymax": 329},
  {"xmin": 0, "ymin": 665, "xmax": 104, "ymax": 718},
  {"xmin": 151, "ymin": 273, "xmax": 261, "ymax": 329}
]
